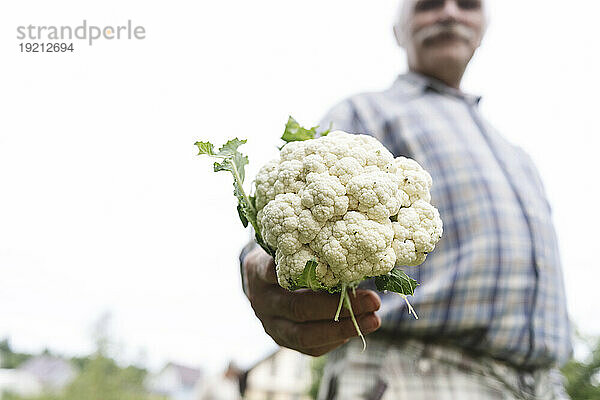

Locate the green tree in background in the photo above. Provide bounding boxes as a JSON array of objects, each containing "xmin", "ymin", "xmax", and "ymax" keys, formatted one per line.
[
  {"xmin": 2, "ymin": 313, "xmax": 165, "ymax": 400},
  {"xmin": 308, "ymin": 355, "xmax": 327, "ymax": 400},
  {"xmin": 3, "ymin": 355, "xmax": 162, "ymax": 400},
  {"xmin": 561, "ymin": 335, "xmax": 600, "ymax": 400},
  {"xmin": 0, "ymin": 339, "xmax": 32, "ymax": 369},
  {"xmin": 60, "ymin": 355, "xmax": 161, "ymax": 400}
]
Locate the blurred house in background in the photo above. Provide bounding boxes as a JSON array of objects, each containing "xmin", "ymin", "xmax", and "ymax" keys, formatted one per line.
[
  {"xmin": 241, "ymin": 348, "xmax": 311, "ymax": 400},
  {"xmin": 18, "ymin": 355, "xmax": 76, "ymax": 391},
  {"xmin": 195, "ymin": 361, "xmax": 241, "ymax": 400},
  {"xmin": 146, "ymin": 362, "xmax": 203, "ymax": 400},
  {"xmin": 0, "ymin": 368, "xmax": 42, "ymax": 399},
  {"xmin": 0, "ymin": 355, "xmax": 75, "ymax": 398}
]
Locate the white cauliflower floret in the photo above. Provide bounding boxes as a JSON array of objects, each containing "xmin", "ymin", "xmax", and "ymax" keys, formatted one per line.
[
  {"xmin": 299, "ymin": 173, "xmax": 348, "ymax": 222},
  {"xmin": 395, "ymin": 156, "xmax": 433, "ymax": 204},
  {"xmin": 254, "ymin": 160, "xmax": 279, "ymax": 210},
  {"xmin": 346, "ymin": 170, "xmax": 402, "ymax": 222},
  {"xmin": 315, "ymin": 261, "xmax": 339, "ymax": 288},
  {"xmin": 257, "ymin": 193, "xmax": 304, "ymax": 256},
  {"xmin": 255, "ymin": 160, "xmax": 305, "ymax": 210},
  {"xmin": 297, "ymin": 209, "xmax": 322, "ymax": 244},
  {"xmin": 329, "ymin": 157, "xmax": 363, "ymax": 185},
  {"xmin": 324, "ymin": 212, "xmax": 396, "ymax": 280},
  {"xmin": 275, "ymin": 246, "xmax": 327, "ymax": 289},
  {"xmin": 254, "ymin": 131, "xmax": 443, "ymax": 289},
  {"xmin": 392, "ymin": 200, "xmax": 443, "ymax": 266}
]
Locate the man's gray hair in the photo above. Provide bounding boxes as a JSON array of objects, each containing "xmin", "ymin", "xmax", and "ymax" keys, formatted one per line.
[
  {"xmin": 393, "ymin": 0, "xmax": 416, "ymax": 47},
  {"xmin": 393, "ymin": 0, "xmax": 489, "ymax": 48}
]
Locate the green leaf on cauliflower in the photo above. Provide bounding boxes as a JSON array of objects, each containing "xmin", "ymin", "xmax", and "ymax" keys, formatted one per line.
[
  {"xmin": 374, "ymin": 268, "xmax": 418, "ymax": 295},
  {"xmin": 374, "ymin": 268, "xmax": 419, "ymax": 319},
  {"xmin": 195, "ymin": 138, "xmax": 274, "ymax": 257},
  {"xmin": 217, "ymin": 138, "xmax": 247, "ymax": 157},
  {"xmin": 237, "ymin": 203, "xmax": 248, "ymax": 228},
  {"xmin": 281, "ymin": 116, "xmax": 332, "ymax": 144},
  {"xmin": 195, "ymin": 141, "xmax": 216, "ymax": 156},
  {"xmin": 289, "ymin": 260, "xmax": 341, "ymax": 293},
  {"xmin": 295, "ymin": 259, "xmax": 326, "ymax": 291}
]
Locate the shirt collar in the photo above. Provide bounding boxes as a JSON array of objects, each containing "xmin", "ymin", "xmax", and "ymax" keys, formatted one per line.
[{"xmin": 391, "ymin": 70, "xmax": 482, "ymax": 106}]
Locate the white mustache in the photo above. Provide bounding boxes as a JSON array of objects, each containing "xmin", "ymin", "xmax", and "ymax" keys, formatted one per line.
[{"xmin": 414, "ymin": 22, "xmax": 476, "ymax": 45}]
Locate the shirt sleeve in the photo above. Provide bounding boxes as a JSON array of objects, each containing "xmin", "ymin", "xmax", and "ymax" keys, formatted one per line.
[{"xmin": 512, "ymin": 145, "xmax": 553, "ymax": 214}]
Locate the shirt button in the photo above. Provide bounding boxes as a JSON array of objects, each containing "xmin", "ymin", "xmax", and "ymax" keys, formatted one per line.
[
  {"xmin": 524, "ymin": 375, "xmax": 535, "ymax": 386},
  {"xmin": 418, "ymin": 359, "xmax": 431, "ymax": 373}
]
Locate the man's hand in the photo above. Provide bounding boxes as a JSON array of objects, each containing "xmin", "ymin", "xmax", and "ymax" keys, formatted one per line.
[{"xmin": 242, "ymin": 246, "xmax": 382, "ymax": 357}]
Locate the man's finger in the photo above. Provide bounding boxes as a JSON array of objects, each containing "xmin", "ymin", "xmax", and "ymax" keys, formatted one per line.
[
  {"xmin": 246, "ymin": 247, "xmax": 278, "ymax": 285},
  {"xmin": 258, "ymin": 288, "xmax": 380, "ymax": 322},
  {"xmin": 270, "ymin": 312, "xmax": 381, "ymax": 350},
  {"xmin": 299, "ymin": 339, "xmax": 349, "ymax": 357}
]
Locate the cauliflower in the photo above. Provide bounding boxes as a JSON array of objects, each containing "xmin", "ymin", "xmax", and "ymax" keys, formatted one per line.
[
  {"xmin": 195, "ymin": 116, "xmax": 443, "ymax": 348},
  {"xmin": 255, "ymin": 130, "xmax": 442, "ymax": 294}
]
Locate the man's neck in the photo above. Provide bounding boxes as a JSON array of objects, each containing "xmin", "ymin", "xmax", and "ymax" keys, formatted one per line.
[{"xmin": 409, "ymin": 66, "xmax": 465, "ymax": 90}]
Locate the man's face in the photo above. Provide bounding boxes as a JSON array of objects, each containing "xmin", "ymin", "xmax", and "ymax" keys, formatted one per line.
[{"xmin": 399, "ymin": 0, "xmax": 485, "ymax": 75}]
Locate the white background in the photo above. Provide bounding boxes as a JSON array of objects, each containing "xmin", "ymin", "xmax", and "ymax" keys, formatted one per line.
[{"xmin": 1, "ymin": 0, "xmax": 599, "ymax": 373}]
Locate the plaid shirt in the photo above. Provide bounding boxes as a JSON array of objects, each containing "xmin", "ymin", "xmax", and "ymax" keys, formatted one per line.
[
  {"xmin": 318, "ymin": 336, "xmax": 569, "ymax": 400},
  {"xmin": 317, "ymin": 72, "xmax": 572, "ymax": 370}
]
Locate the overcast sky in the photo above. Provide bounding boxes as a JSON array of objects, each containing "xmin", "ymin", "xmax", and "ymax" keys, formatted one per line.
[{"xmin": 1, "ymin": 0, "xmax": 599, "ymax": 373}]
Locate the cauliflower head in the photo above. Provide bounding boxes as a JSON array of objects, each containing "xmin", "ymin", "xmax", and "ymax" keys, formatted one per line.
[{"xmin": 255, "ymin": 131, "xmax": 443, "ymax": 290}]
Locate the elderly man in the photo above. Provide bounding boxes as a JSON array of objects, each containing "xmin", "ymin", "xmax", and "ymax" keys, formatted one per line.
[{"xmin": 241, "ymin": 0, "xmax": 572, "ymax": 398}]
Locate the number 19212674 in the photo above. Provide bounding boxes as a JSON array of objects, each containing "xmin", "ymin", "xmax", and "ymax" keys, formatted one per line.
[{"xmin": 19, "ymin": 43, "xmax": 74, "ymax": 52}]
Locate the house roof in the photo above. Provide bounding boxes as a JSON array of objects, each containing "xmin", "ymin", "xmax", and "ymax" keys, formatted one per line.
[
  {"xmin": 242, "ymin": 348, "xmax": 283, "ymax": 374},
  {"xmin": 165, "ymin": 362, "xmax": 202, "ymax": 387},
  {"xmin": 239, "ymin": 348, "xmax": 281, "ymax": 396},
  {"xmin": 18, "ymin": 356, "xmax": 75, "ymax": 385}
]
